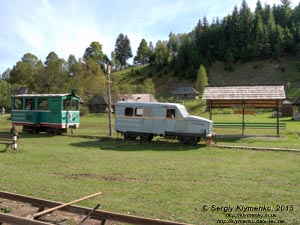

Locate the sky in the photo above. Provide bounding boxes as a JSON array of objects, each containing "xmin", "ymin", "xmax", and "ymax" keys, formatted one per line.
[{"xmin": 0, "ymin": 0, "xmax": 300, "ymax": 73}]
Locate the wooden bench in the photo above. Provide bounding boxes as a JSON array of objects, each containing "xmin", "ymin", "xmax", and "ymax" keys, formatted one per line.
[{"xmin": 0, "ymin": 133, "xmax": 18, "ymax": 151}]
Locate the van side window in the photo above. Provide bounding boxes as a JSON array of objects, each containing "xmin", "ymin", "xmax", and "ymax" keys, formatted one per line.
[
  {"xmin": 125, "ymin": 107, "xmax": 133, "ymax": 116},
  {"xmin": 166, "ymin": 109, "xmax": 176, "ymax": 119},
  {"xmin": 135, "ymin": 108, "xmax": 143, "ymax": 117}
]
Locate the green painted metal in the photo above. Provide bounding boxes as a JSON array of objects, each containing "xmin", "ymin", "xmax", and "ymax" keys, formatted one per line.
[{"xmin": 11, "ymin": 94, "xmax": 80, "ymax": 133}]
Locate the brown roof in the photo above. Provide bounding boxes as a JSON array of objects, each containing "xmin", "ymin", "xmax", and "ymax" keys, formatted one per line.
[
  {"xmin": 172, "ymin": 87, "xmax": 199, "ymax": 95},
  {"xmin": 202, "ymin": 86, "xmax": 286, "ymax": 100},
  {"xmin": 117, "ymin": 94, "xmax": 157, "ymax": 102}
]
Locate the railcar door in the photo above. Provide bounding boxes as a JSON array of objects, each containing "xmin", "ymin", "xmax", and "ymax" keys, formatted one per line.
[
  {"xmin": 164, "ymin": 108, "xmax": 177, "ymax": 134},
  {"xmin": 142, "ymin": 107, "xmax": 153, "ymax": 132}
]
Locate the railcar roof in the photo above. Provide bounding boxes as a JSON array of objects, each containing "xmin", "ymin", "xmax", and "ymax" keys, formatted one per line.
[
  {"xmin": 12, "ymin": 94, "xmax": 78, "ymax": 97},
  {"xmin": 116, "ymin": 101, "xmax": 184, "ymax": 107}
]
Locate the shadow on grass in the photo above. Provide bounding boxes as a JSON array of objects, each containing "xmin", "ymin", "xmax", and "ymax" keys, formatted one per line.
[
  {"xmin": 69, "ymin": 138, "xmax": 203, "ymax": 151},
  {"xmin": 214, "ymin": 134, "xmax": 283, "ymax": 144},
  {"xmin": 0, "ymin": 148, "xmax": 7, "ymax": 153}
]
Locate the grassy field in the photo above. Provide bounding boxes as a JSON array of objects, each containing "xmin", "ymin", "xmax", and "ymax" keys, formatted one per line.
[{"xmin": 0, "ymin": 114, "xmax": 300, "ymax": 224}]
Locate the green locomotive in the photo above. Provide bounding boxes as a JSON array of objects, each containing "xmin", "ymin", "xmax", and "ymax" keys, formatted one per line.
[{"xmin": 11, "ymin": 93, "xmax": 80, "ymax": 134}]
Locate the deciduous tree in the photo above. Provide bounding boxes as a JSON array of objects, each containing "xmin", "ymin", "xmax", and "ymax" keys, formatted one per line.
[
  {"xmin": 136, "ymin": 39, "xmax": 150, "ymax": 65},
  {"xmin": 83, "ymin": 41, "xmax": 104, "ymax": 66}
]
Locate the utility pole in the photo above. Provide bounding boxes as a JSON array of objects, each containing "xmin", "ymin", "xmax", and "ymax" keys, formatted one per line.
[{"xmin": 105, "ymin": 64, "xmax": 113, "ymax": 137}]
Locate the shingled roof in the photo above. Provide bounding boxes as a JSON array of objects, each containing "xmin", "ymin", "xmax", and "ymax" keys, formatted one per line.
[{"xmin": 202, "ymin": 85, "xmax": 286, "ymax": 100}]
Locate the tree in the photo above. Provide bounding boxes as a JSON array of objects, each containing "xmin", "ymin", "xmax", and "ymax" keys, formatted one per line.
[
  {"xmin": 114, "ymin": 33, "xmax": 133, "ymax": 68},
  {"xmin": 239, "ymin": 0, "xmax": 254, "ymax": 61},
  {"xmin": 142, "ymin": 78, "xmax": 156, "ymax": 96},
  {"xmin": 253, "ymin": 9, "xmax": 268, "ymax": 58},
  {"xmin": 37, "ymin": 52, "xmax": 68, "ymax": 93},
  {"xmin": 1, "ymin": 68, "xmax": 11, "ymax": 81},
  {"xmin": 67, "ymin": 54, "xmax": 77, "ymax": 76},
  {"xmin": 279, "ymin": 0, "xmax": 292, "ymax": 27},
  {"xmin": 111, "ymin": 51, "xmax": 121, "ymax": 70},
  {"xmin": 195, "ymin": 64, "xmax": 208, "ymax": 95},
  {"xmin": 154, "ymin": 41, "xmax": 169, "ymax": 68},
  {"xmin": 83, "ymin": 41, "xmax": 104, "ymax": 66},
  {"xmin": 148, "ymin": 41, "xmax": 156, "ymax": 64},
  {"xmin": 135, "ymin": 39, "xmax": 150, "ymax": 65},
  {"xmin": 0, "ymin": 80, "xmax": 10, "ymax": 109},
  {"xmin": 70, "ymin": 58, "xmax": 106, "ymax": 102},
  {"xmin": 9, "ymin": 53, "xmax": 43, "ymax": 91}
]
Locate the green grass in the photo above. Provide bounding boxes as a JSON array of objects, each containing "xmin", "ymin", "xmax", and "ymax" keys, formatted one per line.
[{"xmin": 1, "ymin": 114, "xmax": 300, "ymax": 224}]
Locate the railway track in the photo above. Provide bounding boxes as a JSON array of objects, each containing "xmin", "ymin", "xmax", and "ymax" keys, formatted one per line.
[{"xmin": 0, "ymin": 191, "xmax": 191, "ymax": 225}]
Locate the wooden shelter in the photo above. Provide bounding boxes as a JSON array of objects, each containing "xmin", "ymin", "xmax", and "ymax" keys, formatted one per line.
[{"xmin": 202, "ymin": 85, "xmax": 286, "ymax": 136}]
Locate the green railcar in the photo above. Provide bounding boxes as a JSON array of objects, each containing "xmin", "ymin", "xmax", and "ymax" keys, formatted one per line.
[{"xmin": 11, "ymin": 93, "xmax": 80, "ymax": 134}]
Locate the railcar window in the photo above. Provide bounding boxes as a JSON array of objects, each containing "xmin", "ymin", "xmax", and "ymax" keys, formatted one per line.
[
  {"xmin": 166, "ymin": 109, "xmax": 176, "ymax": 119},
  {"xmin": 125, "ymin": 107, "xmax": 133, "ymax": 116},
  {"xmin": 25, "ymin": 99, "xmax": 34, "ymax": 110},
  {"xmin": 14, "ymin": 99, "xmax": 22, "ymax": 110},
  {"xmin": 135, "ymin": 108, "xmax": 143, "ymax": 117},
  {"xmin": 38, "ymin": 99, "xmax": 48, "ymax": 110},
  {"xmin": 71, "ymin": 100, "xmax": 79, "ymax": 110},
  {"xmin": 144, "ymin": 108, "xmax": 152, "ymax": 117},
  {"xmin": 63, "ymin": 99, "xmax": 70, "ymax": 110}
]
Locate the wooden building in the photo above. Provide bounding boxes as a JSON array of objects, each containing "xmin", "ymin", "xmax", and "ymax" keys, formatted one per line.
[
  {"xmin": 88, "ymin": 95, "xmax": 112, "ymax": 113},
  {"xmin": 117, "ymin": 94, "xmax": 157, "ymax": 102},
  {"xmin": 172, "ymin": 87, "xmax": 199, "ymax": 100}
]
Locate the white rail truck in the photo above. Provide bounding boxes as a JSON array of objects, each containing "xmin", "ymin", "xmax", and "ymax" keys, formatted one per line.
[{"xmin": 115, "ymin": 101, "xmax": 214, "ymax": 145}]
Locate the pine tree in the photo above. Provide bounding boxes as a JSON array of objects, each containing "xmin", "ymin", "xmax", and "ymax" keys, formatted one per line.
[{"xmin": 114, "ymin": 33, "xmax": 133, "ymax": 68}]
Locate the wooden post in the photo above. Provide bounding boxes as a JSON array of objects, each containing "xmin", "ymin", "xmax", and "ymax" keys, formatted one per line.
[
  {"xmin": 242, "ymin": 102, "xmax": 245, "ymax": 136},
  {"xmin": 209, "ymin": 101, "xmax": 212, "ymax": 120},
  {"xmin": 106, "ymin": 64, "xmax": 113, "ymax": 138},
  {"xmin": 277, "ymin": 100, "xmax": 280, "ymax": 137}
]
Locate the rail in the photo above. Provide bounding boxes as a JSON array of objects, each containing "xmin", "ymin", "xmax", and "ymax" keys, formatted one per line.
[{"xmin": 0, "ymin": 191, "xmax": 191, "ymax": 225}]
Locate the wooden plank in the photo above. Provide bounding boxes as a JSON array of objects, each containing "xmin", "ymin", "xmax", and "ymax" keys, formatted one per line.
[
  {"xmin": 0, "ymin": 191, "xmax": 191, "ymax": 225},
  {"xmin": 0, "ymin": 213, "xmax": 54, "ymax": 225},
  {"xmin": 32, "ymin": 192, "xmax": 101, "ymax": 219},
  {"xmin": 214, "ymin": 144, "xmax": 300, "ymax": 153}
]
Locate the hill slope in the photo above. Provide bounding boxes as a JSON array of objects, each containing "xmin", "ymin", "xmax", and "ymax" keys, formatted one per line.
[{"xmin": 112, "ymin": 58, "xmax": 300, "ymax": 100}]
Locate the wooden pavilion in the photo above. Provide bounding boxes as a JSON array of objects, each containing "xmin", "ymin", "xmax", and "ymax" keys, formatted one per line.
[{"xmin": 202, "ymin": 85, "xmax": 286, "ymax": 136}]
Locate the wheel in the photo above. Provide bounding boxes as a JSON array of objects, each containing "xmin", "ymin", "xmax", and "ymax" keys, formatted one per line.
[
  {"xmin": 124, "ymin": 133, "xmax": 136, "ymax": 141},
  {"xmin": 147, "ymin": 134, "xmax": 153, "ymax": 142},
  {"xmin": 188, "ymin": 137, "xmax": 198, "ymax": 146},
  {"xmin": 179, "ymin": 136, "xmax": 187, "ymax": 144},
  {"xmin": 140, "ymin": 134, "xmax": 153, "ymax": 142}
]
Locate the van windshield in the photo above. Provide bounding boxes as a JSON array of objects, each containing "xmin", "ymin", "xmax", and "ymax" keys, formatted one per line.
[{"xmin": 178, "ymin": 106, "xmax": 189, "ymax": 117}]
